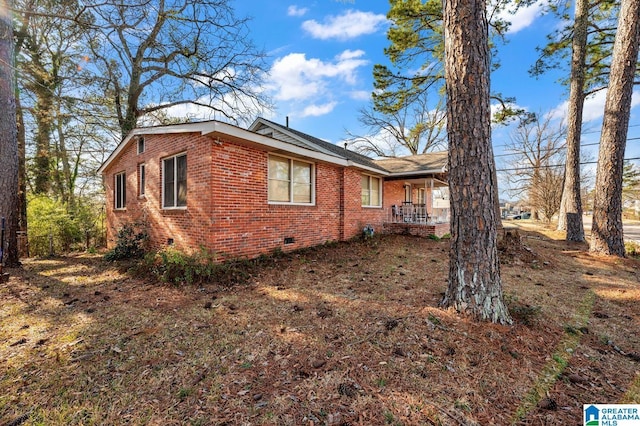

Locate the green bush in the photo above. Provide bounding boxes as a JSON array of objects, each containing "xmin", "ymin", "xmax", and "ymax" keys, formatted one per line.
[
  {"xmin": 133, "ymin": 247, "xmax": 256, "ymax": 287},
  {"xmin": 28, "ymin": 196, "xmax": 75, "ymax": 255},
  {"xmin": 27, "ymin": 195, "xmax": 105, "ymax": 256},
  {"xmin": 104, "ymin": 222, "xmax": 148, "ymax": 261},
  {"xmin": 154, "ymin": 247, "xmax": 218, "ymax": 285},
  {"xmin": 625, "ymin": 241, "xmax": 640, "ymax": 258}
]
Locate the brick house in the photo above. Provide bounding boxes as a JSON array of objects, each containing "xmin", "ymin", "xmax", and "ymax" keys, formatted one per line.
[{"xmin": 98, "ymin": 118, "xmax": 449, "ymax": 259}]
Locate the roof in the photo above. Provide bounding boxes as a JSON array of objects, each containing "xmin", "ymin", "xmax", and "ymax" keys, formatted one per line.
[
  {"xmin": 97, "ymin": 117, "xmax": 447, "ymax": 178},
  {"xmin": 373, "ymin": 152, "xmax": 448, "ymax": 176},
  {"xmin": 97, "ymin": 119, "xmax": 388, "ymax": 175},
  {"xmin": 249, "ymin": 117, "xmax": 388, "ymax": 173}
]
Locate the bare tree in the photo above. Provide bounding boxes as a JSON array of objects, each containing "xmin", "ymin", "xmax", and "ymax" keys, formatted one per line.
[
  {"xmin": 530, "ymin": 167, "xmax": 565, "ymax": 222},
  {"xmin": 502, "ymin": 113, "xmax": 566, "ymax": 221},
  {"xmin": 590, "ymin": 0, "xmax": 640, "ymax": 256},
  {"xmin": 14, "ymin": 0, "xmax": 97, "ymax": 204},
  {"xmin": 347, "ymin": 93, "xmax": 446, "ymax": 157},
  {"xmin": 0, "ymin": 0, "xmax": 20, "ymax": 266},
  {"xmin": 440, "ymin": 0, "xmax": 511, "ymax": 324},
  {"xmin": 89, "ymin": 0, "xmax": 271, "ymax": 137}
]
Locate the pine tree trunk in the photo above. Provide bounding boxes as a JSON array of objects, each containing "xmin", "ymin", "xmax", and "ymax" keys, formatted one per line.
[
  {"xmin": 0, "ymin": 0, "xmax": 20, "ymax": 267},
  {"xmin": 559, "ymin": 0, "xmax": 588, "ymax": 240},
  {"xmin": 590, "ymin": 0, "xmax": 640, "ymax": 256},
  {"xmin": 441, "ymin": 0, "xmax": 511, "ymax": 324}
]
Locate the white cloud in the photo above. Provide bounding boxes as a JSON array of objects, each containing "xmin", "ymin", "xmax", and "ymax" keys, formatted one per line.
[
  {"xmin": 548, "ymin": 89, "xmax": 640, "ymax": 123},
  {"xmin": 349, "ymin": 90, "xmax": 371, "ymax": 101},
  {"xmin": 287, "ymin": 5, "xmax": 308, "ymax": 17},
  {"xmin": 301, "ymin": 10, "xmax": 388, "ymax": 41},
  {"xmin": 267, "ymin": 50, "xmax": 368, "ymax": 102},
  {"xmin": 498, "ymin": 1, "xmax": 545, "ymax": 34},
  {"xmin": 302, "ymin": 102, "xmax": 338, "ymax": 117},
  {"xmin": 583, "ymin": 91, "xmax": 609, "ymax": 122}
]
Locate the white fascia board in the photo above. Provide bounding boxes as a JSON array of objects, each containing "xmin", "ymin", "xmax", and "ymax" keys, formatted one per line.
[
  {"xmin": 97, "ymin": 123, "xmax": 222, "ymax": 174},
  {"xmin": 98, "ymin": 120, "xmax": 389, "ymax": 175},
  {"xmin": 346, "ymin": 161, "xmax": 389, "ymax": 176},
  {"xmin": 206, "ymin": 122, "xmax": 352, "ymax": 166},
  {"xmin": 386, "ymin": 168, "xmax": 446, "ymax": 177},
  {"xmin": 211, "ymin": 124, "xmax": 389, "ymax": 175}
]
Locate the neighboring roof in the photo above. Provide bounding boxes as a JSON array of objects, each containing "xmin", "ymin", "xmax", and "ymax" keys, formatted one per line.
[
  {"xmin": 373, "ymin": 152, "xmax": 448, "ymax": 176},
  {"xmin": 249, "ymin": 117, "xmax": 388, "ymax": 173}
]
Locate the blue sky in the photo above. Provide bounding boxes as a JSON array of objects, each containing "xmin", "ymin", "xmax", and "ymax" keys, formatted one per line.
[{"xmin": 224, "ymin": 1, "xmax": 639, "ymax": 176}]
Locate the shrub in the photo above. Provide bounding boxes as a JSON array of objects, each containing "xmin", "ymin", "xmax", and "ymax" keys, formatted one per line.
[
  {"xmin": 27, "ymin": 195, "xmax": 106, "ymax": 256},
  {"xmin": 27, "ymin": 196, "xmax": 78, "ymax": 256},
  {"xmin": 625, "ymin": 241, "xmax": 640, "ymax": 259},
  {"xmin": 104, "ymin": 222, "xmax": 148, "ymax": 261},
  {"xmin": 135, "ymin": 247, "xmax": 253, "ymax": 287}
]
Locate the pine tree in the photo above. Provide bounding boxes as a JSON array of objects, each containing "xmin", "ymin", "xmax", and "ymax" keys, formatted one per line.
[{"xmin": 589, "ymin": 0, "xmax": 640, "ymax": 256}]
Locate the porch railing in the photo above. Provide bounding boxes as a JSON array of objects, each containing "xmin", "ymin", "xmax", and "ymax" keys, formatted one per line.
[{"xmin": 387, "ymin": 204, "xmax": 450, "ymax": 224}]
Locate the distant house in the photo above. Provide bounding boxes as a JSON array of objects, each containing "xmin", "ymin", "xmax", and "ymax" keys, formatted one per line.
[{"xmin": 98, "ymin": 118, "xmax": 449, "ymax": 259}]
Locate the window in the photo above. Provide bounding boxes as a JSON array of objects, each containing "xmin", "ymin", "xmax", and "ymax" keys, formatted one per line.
[
  {"xmin": 361, "ymin": 175, "xmax": 381, "ymax": 207},
  {"xmin": 163, "ymin": 153, "xmax": 187, "ymax": 208},
  {"xmin": 115, "ymin": 172, "xmax": 126, "ymax": 209},
  {"xmin": 404, "ymin": 184, "xmax": 412, "ymax": 203},
  {"xmin": 137, "ymin": 137, "xmax": 145, "ymax": 154},
  {"xmin": 268, "ymin": 155, "xmax": 313, "ymax": 204},
  {"xmin": 139, "ymin": 163, "xmax": 146, "ymax": 196},
  {"xmin": 417, "ymin": 188, "xmax": 426, "ymax": 204}
]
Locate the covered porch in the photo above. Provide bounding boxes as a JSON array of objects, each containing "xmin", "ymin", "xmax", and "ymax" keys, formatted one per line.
[
  {"xmin": 382, "ymin": 177, "xmax": 450, "ymax": 238},
  {"xmin": 373, "ymin": 152, "xmax": 450, "ymax": 238}
]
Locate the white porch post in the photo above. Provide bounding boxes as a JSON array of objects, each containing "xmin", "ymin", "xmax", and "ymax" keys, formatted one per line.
[{"xmin": 430, "ymin": 178, "xmax": 434, "ymax": 223}]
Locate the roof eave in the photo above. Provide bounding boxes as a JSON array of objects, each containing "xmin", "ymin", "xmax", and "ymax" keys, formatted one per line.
[{"xmin": 386, "ymin": 168, "xmax": 447, "ymax": 177}]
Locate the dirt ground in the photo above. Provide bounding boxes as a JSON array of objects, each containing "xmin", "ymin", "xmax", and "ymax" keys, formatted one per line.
[{"xmin": 1, "ymin": 224, "xmax": 639, "ymax": 425}]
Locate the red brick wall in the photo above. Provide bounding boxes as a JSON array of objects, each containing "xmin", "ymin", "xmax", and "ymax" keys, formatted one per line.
[
  {"xmin": 103, "ymin": 132, "xmax": 386, "ymax": 260},
  {"xmin": 382, "ymin": 222, "xmax": 450, "ymax": 238},
  {"xmin": 342, "ymin": 168, "xmax": 385, "ymax": 238},
  {"xmin": 104, "ymin": 132, "xmax": 213, "ymax": 252}
]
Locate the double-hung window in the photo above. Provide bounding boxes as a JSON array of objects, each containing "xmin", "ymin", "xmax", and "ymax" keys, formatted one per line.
[
  {"xmin": 163, "ymin": 153, "xmax": 187, "ymax": 208},
  {"xmin": 268, "ymin": 155, "xmax": 314, "ymax": 204},
  {"xmin": 137, "ymin": 137, "xmax": 145, "ymax": 154},
  {"xmin": 114, "ymin": 172, "xmax": 126, "ymax": 209},
  {"xmin": 361, "ymin": 175, "xmax": 381, "ymax": 207},
  {"xmin": 139, "ymin": 163, "xmax": 146, "ymax": 196}
]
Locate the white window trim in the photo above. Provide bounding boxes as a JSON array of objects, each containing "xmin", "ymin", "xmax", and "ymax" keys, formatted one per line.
[
  {"xmin": 138, "ymin": 163, "xmax": 146, "ymax": 197},
  {"xmin": 362, "ymin": 174, "xmax": 383, "ymax": 208},
  {"xmin": 114, "ymin": 171, "xmax": 126, "ymax": 210},
  {"xmin": 162, "ymin": 152, "xmax": 187, "ymax": 210},
  {"xmin": 137, "ymin": 137, "xmax": 145, "ymax": 154},
  {"xmin": 267, "ymin": 154, "xmax": 315, "ymax": 206}
]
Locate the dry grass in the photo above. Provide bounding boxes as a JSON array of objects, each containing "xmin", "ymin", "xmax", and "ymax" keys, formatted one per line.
[{"xmin": 1, "ymin": 224, "xmax": 639, "ymax": 425}]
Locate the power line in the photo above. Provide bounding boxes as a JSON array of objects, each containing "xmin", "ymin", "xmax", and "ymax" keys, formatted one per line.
[
  {"xmin": 494, "ymin": 136, "xmax": 640, "ymax": 159},
  {"xmin": 491, "ymin": 123, "xmax": 640, "ymax": 151},
  {"xmin": 497, "ymin": 156, "xmax": 640, "ymax": 173}
]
